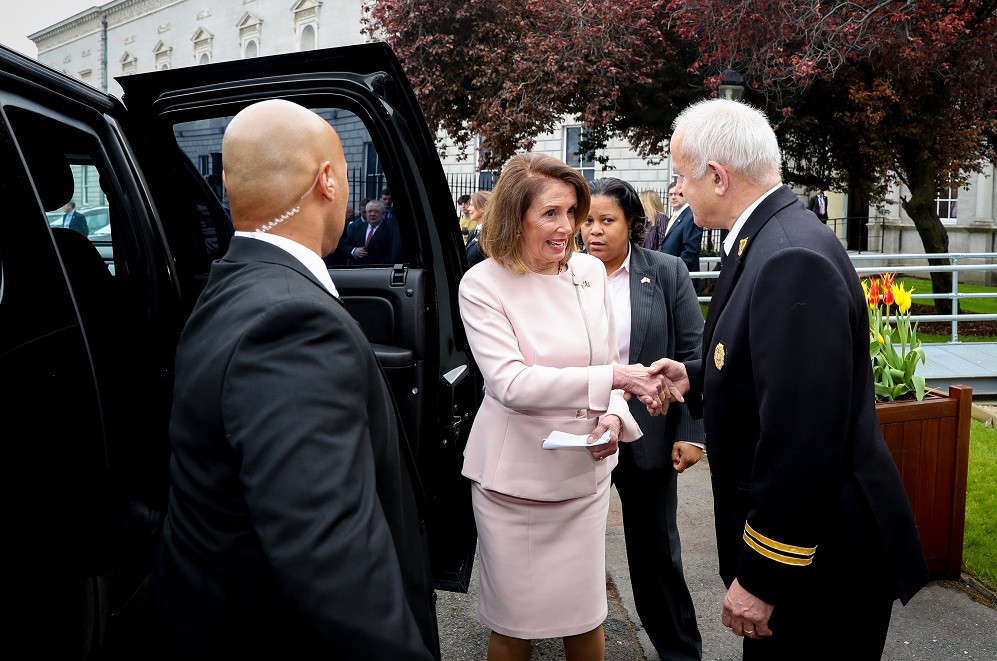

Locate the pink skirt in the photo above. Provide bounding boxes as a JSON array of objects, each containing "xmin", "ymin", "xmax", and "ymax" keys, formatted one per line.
[{"xmin": 471, "ymin": 477, "xmax": 611, "ymax": 639}]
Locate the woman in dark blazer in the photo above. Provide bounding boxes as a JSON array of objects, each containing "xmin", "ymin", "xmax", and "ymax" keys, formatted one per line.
[{"xmin": 581, "ymin": 177, "xmax": 706, "ymax": 661}]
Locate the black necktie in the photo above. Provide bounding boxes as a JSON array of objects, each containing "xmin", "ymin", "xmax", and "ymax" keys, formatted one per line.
[{"xmin": 720, "ymin": 242, "xmax": 728, "ymax": 267}]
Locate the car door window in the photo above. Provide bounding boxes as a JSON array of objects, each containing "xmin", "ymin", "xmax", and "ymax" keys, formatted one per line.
[{"xmin": 174, "ymin": 108, "xmax": 406, "ymax": 268}]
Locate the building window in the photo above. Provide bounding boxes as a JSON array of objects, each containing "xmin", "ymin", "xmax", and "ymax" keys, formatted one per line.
[
  {"xmin": 238, "ymin": 12, "xmax": 263, "ymax": 58},
  {"xmin": 292, "ymin": 0, "xmax": 321, "ymax": 51},
  {"xmin": 192, "ymin": 28, "xmax": 213, "ymax": 65},
  {"xmin": 363, "ymin": 141, "xmax": 385, "ymax": 201},
  {"xmin": 79, "ymin": 69, "xmax": 92, "ymax": 86},
  {"xmin": 936, "ymin": 187, "xmax": 958, "ymax": 222},
  {"xmin": 153, "ymin": 40, "xmax": 172, "ymax": 70},
  {"xmin": 564, "ymin": 126, "xmax": 595, "ymax": 183},
  {"xmin": 120, "ymin": 52, "xmax": 137, "ymax": 76}
]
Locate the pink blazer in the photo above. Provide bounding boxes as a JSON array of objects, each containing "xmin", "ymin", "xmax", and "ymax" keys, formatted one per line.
[{"xmin": 458, "ymin": 253, "xmax": 642, "ymax": 501}]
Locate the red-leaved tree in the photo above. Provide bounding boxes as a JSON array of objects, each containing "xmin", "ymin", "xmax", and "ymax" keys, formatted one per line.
[
  {"xmin": 669, "ymin": 0, "xmax": 997, "ymax": 311},
  {"xmin": 363, "ymin": 0, "xmax": 701, "ymax": 170}
]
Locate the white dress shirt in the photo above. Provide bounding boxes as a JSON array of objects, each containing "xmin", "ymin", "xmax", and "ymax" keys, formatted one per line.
[{"xmin": 234, "ymin": 230, "xmax": 340, "ymax": 298}]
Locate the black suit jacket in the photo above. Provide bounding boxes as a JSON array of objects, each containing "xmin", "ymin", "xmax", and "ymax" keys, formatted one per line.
[
  {"xmin": 64, "ymin": 209, "xmax": 89, "ymax": 235},
  {"xmin": 465, "ymin": 227, "xmax": 484, "ymax": 267},
  {"xmin": 808, "ymin": 193, "xmax": 829, "ymax": 220},
  {"xmin": 341, "ymin": 218, "xmax": 404, "ymax": 265},
  {"xmin": 659, "ymin": 206, "xmax": 702, "ymax": 278},
  {"xmin": 625, "ymin": 246, "xmax": 704, "ymax": 469},
  {"xmin": 153, "ymin": 237, "xmax": 437, "ymax": 660},
  {"xmin": 685, "ymin": 186, "xmax": 927, "ymax": 609}
]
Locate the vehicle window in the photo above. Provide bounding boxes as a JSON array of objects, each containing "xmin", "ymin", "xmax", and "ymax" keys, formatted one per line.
[{"xmin": 173, "ymin": 107, "xmax": 406, "ymax": 268}]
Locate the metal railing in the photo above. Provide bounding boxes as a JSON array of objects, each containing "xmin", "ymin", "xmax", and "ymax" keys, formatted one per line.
[{"xmin": 691, "ymin": 252, "xmax": 997, "ymax": 343}]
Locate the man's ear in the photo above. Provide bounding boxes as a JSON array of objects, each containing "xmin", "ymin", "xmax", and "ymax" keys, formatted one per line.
[
  {"xmin": 319, "ymin": 161, "xmax": 335, "ymax": 200},
  {"xmin": 708, "ymin": 161, "xmax": 729, "ymax": 196}
]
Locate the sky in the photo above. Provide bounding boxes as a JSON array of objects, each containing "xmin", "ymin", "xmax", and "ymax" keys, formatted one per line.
[{"xmin": 0, "ymin": 0, "xmax": 102, "ymax": 58}]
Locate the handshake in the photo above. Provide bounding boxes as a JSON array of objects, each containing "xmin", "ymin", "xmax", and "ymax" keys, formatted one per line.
[{"xmin": 613, "ymin": 359, "xmax": 690, "ymax": 416}]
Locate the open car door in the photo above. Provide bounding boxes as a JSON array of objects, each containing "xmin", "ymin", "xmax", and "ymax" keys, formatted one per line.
[{"xmin": 115, "ymin": 43, "xmax": 482, "ymax": 593}]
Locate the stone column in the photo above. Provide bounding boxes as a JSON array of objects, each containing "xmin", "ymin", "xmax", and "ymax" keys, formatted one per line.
[{"xmin": 975, "ymin": 162, "xmax": 994, "ymax": 224}]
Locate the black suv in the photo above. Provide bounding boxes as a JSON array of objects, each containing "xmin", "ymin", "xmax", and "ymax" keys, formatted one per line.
[{"xmin": 1, "ymin": 42, "xmax": 481, "ymax": 658}]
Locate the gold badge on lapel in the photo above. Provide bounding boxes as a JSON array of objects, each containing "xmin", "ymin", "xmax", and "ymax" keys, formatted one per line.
[
  {"xmin": 714, "ymin": 342, "xmax": 726, "ymax": 370},
  {"xmin": 738, "ymin": 237, "xmax": 749, "ymax": 257}
]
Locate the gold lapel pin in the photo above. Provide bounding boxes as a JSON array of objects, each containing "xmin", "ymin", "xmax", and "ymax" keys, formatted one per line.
[
  {"xmin": 714, "ymin": 342, "xmax": 726, "ymax": 370},
  {"xmin": 738, "ymin": 237, "xmax": 749, "ymax": 257}
]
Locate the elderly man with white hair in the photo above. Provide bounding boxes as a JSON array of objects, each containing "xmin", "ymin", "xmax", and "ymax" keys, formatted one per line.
[{"xmin": 652, "ymin": 98, "xmax": 928, "ymax": 659}]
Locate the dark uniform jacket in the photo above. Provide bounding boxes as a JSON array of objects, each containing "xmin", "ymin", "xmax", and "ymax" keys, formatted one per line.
[
  {"xmin": 152, "ymin": 237, "xmax": 438, "ymax": 660},
  {"xmin": 685, "ymin": 185, "xmax": 928, "ymax": 610}
]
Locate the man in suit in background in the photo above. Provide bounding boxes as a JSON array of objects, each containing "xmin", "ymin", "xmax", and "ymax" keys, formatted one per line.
[
  {"xmin": 659, "ymin": 183, "xmax": 704, "ymax": 292},
  {"xmin": 808, "ymin": 188, "xmax": 829, "ymax": 223},
  {"xmin": 61, "ymin": 201, "xmax": 88, "ymax": 235},
  {"xmin": 152, "ymin": 99, "xmax": 438, "ymax": 660},
  {"xmin": 652, "ymin": 98, "xmax": 927, "ymax": 659},
  {"xmin": 340, "ymin": 199, "xmax": 404, "ymax": 265}
]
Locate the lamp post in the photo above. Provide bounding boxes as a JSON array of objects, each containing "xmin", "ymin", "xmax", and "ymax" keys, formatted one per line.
[{"xmin": 718, "ymin": 69, "xmax": 745, "ymax": 101}]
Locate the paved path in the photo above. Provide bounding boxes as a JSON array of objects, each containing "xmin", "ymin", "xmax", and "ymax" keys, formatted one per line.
[
  {"xmin": 438, "ymin": 458, "xmax": 997, "ymax": 660},
  {"xmin": 921, "ymin": 342, "xmax": 997, "ymax": 396}
]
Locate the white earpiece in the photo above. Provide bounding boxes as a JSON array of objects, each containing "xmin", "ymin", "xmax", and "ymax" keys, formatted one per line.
[{"xmin": 327, "ymin": 179, "xmax": 333, "ymax": 187}]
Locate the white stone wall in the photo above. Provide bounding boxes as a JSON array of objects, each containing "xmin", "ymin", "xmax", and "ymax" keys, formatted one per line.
[{"xmin": 33, "ymin": 0, "xmax": 364, "ymax": 98}]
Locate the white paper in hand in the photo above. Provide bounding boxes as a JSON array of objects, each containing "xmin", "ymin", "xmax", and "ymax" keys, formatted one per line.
[{"xmin": 542, "ymin": 429, "xmax": 611, "ymax": 450}]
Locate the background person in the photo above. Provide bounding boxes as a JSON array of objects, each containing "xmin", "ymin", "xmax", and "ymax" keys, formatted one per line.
[
  {"xmin": 808, "ymin": 187, "xmax": 829, "ymax": 223},
  {"xmin": 61, "ymin": 201, "xmax": 88, "ymax": 235},
  {"xmin": 652, "ymin": 98, "xmax": 928, "ymax": 659},
  {"xmin": 639, "ymin": 189, "xmax": 667, "ymax": 251},
  {"xmin": 339, "ymin": 199, "xmax": 404, "ymax": 265},
  {"xmin": 464, "ymin": 189, "xmax": 491, "ymax": 267},
  {"xmin": 659, "ymin": 183, "xmax": 703, "ymax": 292},
  {"xmin": 152, "ymin": 99, "xmax": 439, "ymax": 660},
  {"xmin": 459, "ymin": 153, "xmax": 667, "ymax": 661},
  {"xmin": 581, "ymin": 177, "xmax": 705, "ymax": 661},
  {"xmin": 457, "ymin": 193, "xmax": 473, "ymax": 241}
]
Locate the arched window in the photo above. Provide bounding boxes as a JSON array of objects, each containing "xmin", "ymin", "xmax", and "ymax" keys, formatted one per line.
[
  {"xmin": 199, "ymin": 52, "xmax": 210, "ymax": 65},
  {"xmin": 300, "ymin": 24, "xmax": 316, "ymax": 51},
  {"xmin": 238, "ymin": 13, "xmax": 263, "ymax": 59}
]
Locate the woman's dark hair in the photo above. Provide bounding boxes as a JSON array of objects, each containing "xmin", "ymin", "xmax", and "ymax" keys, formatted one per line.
[{"xmin": 588, "ymin": 177, "xmax": 647, "ymax": 247}]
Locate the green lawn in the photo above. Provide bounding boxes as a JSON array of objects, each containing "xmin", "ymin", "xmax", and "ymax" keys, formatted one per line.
[
  {"xmin": 895, "ymin": 276, "xmax": 997, "ymax": 315},
  {"xmin": 964, "ymin": 419, "xmax": 997, "ymax": 592}
]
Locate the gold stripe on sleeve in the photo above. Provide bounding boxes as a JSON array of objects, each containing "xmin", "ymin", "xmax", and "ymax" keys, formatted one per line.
[
  {"xmin": 743, "ymin": 532, "xmax": 814, "ymax": 567},
  {"xmin": 744, "ymin": 522, "xmax": 817, "ymax": 556}
]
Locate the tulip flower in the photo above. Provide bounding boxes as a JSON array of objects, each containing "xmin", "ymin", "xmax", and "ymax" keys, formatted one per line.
[
  {"xmin": 862, "ymin": 275, "xmax": 925, "ymax": 402},
  {"xmin": 881, "ymin": 273, "xmax": 895, "ymax": 305},
  {"xmin": 868, "ymin": 280, "xmax": 880, "ymax": 307}
]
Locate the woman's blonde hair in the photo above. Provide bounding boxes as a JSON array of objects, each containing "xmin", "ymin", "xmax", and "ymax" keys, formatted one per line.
[
  {"xmin": 479, "ymin": 153, "xmax": 590, "ymax": 274},
  {"xmin": 639, "ymin": 189, "xmax": 665, "ymax": 226},
  {"xmin": 469, "ymin": 190, "xmax": 492, "ymax": 215}
]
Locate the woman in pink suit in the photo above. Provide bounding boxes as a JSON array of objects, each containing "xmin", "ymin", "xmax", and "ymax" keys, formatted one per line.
[{"xmin": 458, "ymin": 153, "xmax": 667, "ymax": 661}]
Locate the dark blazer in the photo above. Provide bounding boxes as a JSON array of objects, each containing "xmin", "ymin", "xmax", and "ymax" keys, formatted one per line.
[
  {"xmin": 152, "ymin": 237, "xmax": 438, "ymax": 660},
  {"xmin": 641, "ymin": 213, "xmax": 668, "ymax": 252},
  {"xmin": 63, "ymin": 209, "xmax": 89, "ymax": 235},
  {"xmin": 613, "ymin": 246, "xmax": 705, "ymax": 659},
  {"xmin": 808, "ymin": 193, "xmax": 829, "ymax": 221},
  {"xmin": 340, "ymin": 218, "xmax": 404, "ymax": 265},
  {"xmin": 465, "ymin": 227, "xmax": 484, "ymax": 267},
  {"xmin": 625, "ymin": 246, "xmax": 704, "ymax": 468},
  {"xmin": 659, "ymin": 205, "xmax": 702, "ymax": 279},
  {"xmin": 685, "ymin": 186, "xmax": 927, "ymax": 618}
]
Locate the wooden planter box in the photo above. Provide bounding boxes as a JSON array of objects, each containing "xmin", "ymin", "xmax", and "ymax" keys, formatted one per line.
[{"xmin": 877, "ymin": 385, "xmax": 973, "ymax": 580}]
